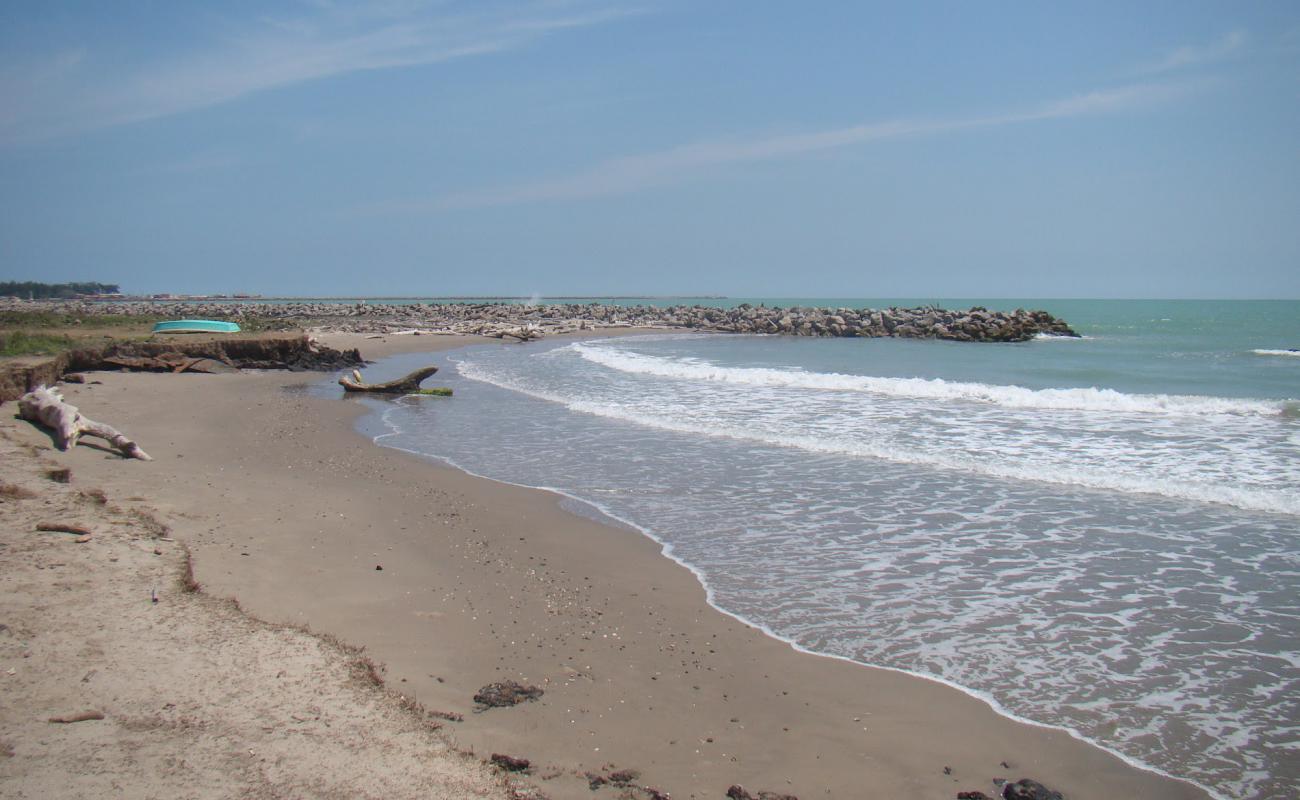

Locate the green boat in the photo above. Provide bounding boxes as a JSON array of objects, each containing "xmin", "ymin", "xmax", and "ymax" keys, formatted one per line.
[{"xmin": 151, "ymin": 319, "xmax": 241, "ymax": 334}]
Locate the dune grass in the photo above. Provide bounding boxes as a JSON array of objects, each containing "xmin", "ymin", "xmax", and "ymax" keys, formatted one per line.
[
  {"xmin": 0, "ymin": 310, "xmax": 161, "ymax": 329},
  {"xmin": 0, "ymin": 330, "xmax": 78, "ymax": 357}
]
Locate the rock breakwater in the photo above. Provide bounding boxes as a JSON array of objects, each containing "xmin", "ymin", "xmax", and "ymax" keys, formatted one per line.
[{"xmin": 2, "ymin": 298, "xmax": 1079, "ymax": 342}]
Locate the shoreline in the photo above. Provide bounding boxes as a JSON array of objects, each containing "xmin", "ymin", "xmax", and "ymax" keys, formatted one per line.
[
  {"xmin": 2, "ymin": 332, "xmax": 1213, "ymax": 800},
  {"xmin": 359, "ymin": 337, "xmax": 1225, "ymax": 800},
  {"xmin": 381, "ymin": 434, "xmax": 1221, "ymax": 800}
]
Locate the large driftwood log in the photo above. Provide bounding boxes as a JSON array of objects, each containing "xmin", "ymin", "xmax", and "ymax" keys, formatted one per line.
[
  {"xmin": 18, "ymin": 386, "xmax": 152, "ymax": 460},
  {"xmin": 338, "ymin": 366, "xmax": 439, "ymax": 393}
]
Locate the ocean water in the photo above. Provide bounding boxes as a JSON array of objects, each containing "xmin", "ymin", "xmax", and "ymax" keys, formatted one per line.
[{"xmin": 349, "ymin": 299, "xmax": 1299, "ymax": 800}]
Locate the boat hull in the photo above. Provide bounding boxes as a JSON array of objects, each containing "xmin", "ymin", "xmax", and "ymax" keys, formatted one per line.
[{"xmin": 151, "ymin": 320, "xmax": 241, "ymax": 334}]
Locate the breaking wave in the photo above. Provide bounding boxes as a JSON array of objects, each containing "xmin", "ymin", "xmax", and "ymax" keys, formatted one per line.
[
  {"xmin": 457, "ymin": 358, "xmax": 1299, "ymax": 516},
  {"xmin": 571, "ymin": 344, "xmax": 1288, "ymax": 417}
]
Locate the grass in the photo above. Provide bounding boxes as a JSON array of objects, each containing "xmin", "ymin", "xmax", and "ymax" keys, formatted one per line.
[
  {"xmin": 1, "ymin": 309, "xmax": 302, "ymax": 340},
  {"xmin": 0, "ymin": 330, "xmax": 78, "ymax": 357},
  {"xmin": 0, "ymin": 310, "xmax": 162, "ymax": 329}
]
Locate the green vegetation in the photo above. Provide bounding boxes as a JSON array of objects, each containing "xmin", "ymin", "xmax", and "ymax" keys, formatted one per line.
[
  {"xmin": 0, "ymin": 330, "xmax": 78, "ymax": 357},
  {"xmin": 414, "ymin": 387, "xmax": 453, "ymax": 396},
  {"xmin": 0, "ymin": 281, "xmax": 119, "ymax": 299},
  {"xmin": 0, "ymin": 310, "xmax": 161, "ymax": 329}
]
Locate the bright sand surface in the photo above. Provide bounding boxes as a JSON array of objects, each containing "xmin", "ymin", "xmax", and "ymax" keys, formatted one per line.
[{"xmin": 2, "ymin": 332, "xmax": 1212, "ymax": 800}]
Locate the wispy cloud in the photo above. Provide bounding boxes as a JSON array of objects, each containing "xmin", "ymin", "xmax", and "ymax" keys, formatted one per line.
[
  {"xmin": 0, "ymin": 1, "xmax": 640, "ymax": 146},
  {"xmin": 1144, "ymin": 30, "xmax": 1247, "ymax": 73},
  {"xmin": 434, "ymin": 81, "xmax": 1194, "ymax": 209}
]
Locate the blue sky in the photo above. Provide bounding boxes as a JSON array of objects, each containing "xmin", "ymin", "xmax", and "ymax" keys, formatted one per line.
[{"xmin": 1, "ymin": 1, "xmax": 1297, "ymax": 298}]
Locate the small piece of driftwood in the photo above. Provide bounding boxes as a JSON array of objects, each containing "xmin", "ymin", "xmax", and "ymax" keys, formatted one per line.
[
  {"xmin": 36, "ymin": 522, "xmax": 93, "ymax": 536},
  {"xmin": 18, "ymin": 386, "xmax": 152, "ymax": 461},
  {"xmin": 48, "ymin": 711, "xmax": 105, "ymax": 723},
  {"xmin": 338, "ymin": 366, "xmax": 439, "ymax": 393}
]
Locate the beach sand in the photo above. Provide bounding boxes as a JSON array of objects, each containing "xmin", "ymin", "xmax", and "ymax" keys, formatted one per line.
[{"xmin": 0, "ymin": 332, "xmax": 1211, "ymax": 800}]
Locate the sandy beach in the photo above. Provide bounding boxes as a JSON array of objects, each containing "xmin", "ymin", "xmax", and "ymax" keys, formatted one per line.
[{"xmin": 0, "ymin": 332, "xmax": 1212, "ymax": 800}]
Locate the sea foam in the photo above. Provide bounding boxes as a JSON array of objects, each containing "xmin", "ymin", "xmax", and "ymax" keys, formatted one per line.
[
  {"xmin": 457, "ymin": 357, "xmax": 1300, "ymax": 517},
  {"xmin": 1252, "ymin": 348, "xmax": 1300, "ymax": 357},
  {"xmin": 571, "ymin": 343, "xmax": 1287, "ymax": 417}
]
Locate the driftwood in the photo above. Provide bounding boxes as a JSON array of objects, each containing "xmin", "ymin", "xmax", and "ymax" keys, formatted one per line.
[
  {"xmin": 36, "ymin": 521, "xmax": 93, "ymax": 536},
  {"xmin": 103, "ymin": 354, "xmax": 237, "ymax": 374},
  {"xmin": 338, "ymin": 366, "xmax": 439, "ymax": 393},
  {"xmin": 18, "ymin": 386, "xmax": 152, "ymax": 461},
  {"xmin": 48, "ymin": 711, "xmax": 105, "ymax": 723},
  {"xmin": 490, "ymin": 326, "xmax": 543, "ymax": 342}
]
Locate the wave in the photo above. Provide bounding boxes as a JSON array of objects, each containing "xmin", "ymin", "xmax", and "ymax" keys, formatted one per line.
[
  {"xmin": 1253, "ymin": 349, "xmax": 1300, "ymax": 357},
  {"xmin": 456, "ymin": 359, "xmax": 1300, "ymax": 517},
  {"xmin": 571, "ymin": 344, "xmax": 1288, "ymax": 417}
]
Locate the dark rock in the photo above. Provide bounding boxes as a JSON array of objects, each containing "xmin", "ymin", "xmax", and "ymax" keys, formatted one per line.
[
  {"xmin": 473, "ymin": 680, "xmax": 544, "ymax": 708},
  {"xmin": 1002, "ymin": 778, "xmax": 1064, "ymax": 800}
]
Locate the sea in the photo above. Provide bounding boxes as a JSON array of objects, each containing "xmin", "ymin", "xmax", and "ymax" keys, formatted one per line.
[{"xmin": 344, "ymin": 298, "xmax": 1299, "ymax": 800}]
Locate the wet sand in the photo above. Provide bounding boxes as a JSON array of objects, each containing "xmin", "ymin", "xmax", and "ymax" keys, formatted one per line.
[{"xmin": 3, "ymin": 332, "xmax": 1211, "ymax": 800}]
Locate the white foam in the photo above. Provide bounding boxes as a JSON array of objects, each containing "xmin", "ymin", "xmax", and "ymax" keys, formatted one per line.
[
  {"xmin": 456, "ymin": 359, "xmax": 1300, "ymax": 517},
  {"xmin": 571, "ymin": 344, "xmax": 1288, "ymax": 417},
  {"xmin": 1253, "ymin": 349, "xmax": 1300, "ymax": 357}
]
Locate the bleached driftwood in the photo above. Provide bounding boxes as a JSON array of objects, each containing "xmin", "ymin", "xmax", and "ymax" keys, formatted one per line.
[
  {"xmin": 18, "ymin": 386, "xmax": 152, "ymax": 461},
  {"xmin": 338, "ymin": 366, "xmax": 439, "ymax": 393},
  {"xmin": 490, "ymin": 325, "xmax": 543, "ymax": 342}
]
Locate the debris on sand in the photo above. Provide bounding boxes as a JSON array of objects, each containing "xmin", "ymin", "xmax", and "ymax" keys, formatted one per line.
[
  {"xmin": 490, "ymin": 753, "xmax": 530, "ymax": 772},
  {"xmin": 47, "ymin": 710, "xmax": 105, "ymax": 723},
  {"xmin": 726, "ymin": 786, "xmax": 798, "ymax": 800},
  {"xmin": 473, "ymin": 680, "xmax": 544, "ymax": 708},
  {"xmin": 1001, "ymin": 779, "xmax": 1064, "ymax": 800},
  {"xmin": 36, "ymin": 521, "xmax": 93, "ymax": 537}
]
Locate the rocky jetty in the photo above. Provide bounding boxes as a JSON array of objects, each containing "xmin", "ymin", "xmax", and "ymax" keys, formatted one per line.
[{"xmin": 1, "ymin": 298, "xmax": 1079, "ymax": 342}]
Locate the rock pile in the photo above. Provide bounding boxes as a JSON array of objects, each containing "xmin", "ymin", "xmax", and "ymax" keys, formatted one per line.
[{"xmin": 1, "ymin": 298, "xmax": 1078, "ymax": 342}]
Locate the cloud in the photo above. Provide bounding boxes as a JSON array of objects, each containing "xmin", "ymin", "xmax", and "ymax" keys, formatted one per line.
[
  {"xmin": 435, "ymin": 81, "xmax": 1193, "ymax": 209},
  {"xmin": 1145, "ymin": 30, "xmax": 1247, "ymax": 73},
  {"xmin": 0, "ymin": 1, "xmax": 641, "ymax": 146}
]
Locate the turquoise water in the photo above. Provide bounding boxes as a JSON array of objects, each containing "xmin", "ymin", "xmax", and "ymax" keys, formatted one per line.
[{"xmin": 346, "ymin": 299, "xmax": 1299, "ymax": 799}]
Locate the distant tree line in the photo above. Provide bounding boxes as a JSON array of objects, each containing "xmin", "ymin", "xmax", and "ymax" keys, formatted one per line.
[{"xmin": 0, "ymin": 281, "xmax": 120, "ymax": 299}]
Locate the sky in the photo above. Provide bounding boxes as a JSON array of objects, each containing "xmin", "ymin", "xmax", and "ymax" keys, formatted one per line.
[{"xmin": 1, "ymin": 1, "xmax": 1298, "ymax": 299}]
